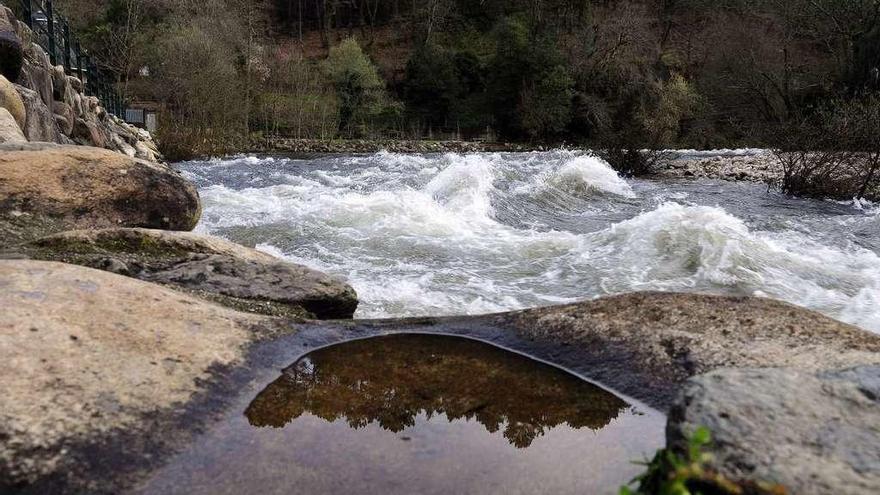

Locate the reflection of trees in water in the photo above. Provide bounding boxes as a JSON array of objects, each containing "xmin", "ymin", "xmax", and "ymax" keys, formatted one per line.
[{"xmin": 246, "ymin": 334, "xmax": 627, "ymax": 448}]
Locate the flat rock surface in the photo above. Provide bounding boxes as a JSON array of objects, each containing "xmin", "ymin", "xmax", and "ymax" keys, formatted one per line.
[
  {"xmin": 0, "ymin": 260, "xmax": 271, "ymax": 491},
  {"xmin": 495, "ymin": 292, "xmax": 880, "ymax": 405},
  {"xmin": 1, "ymin": 285, "xmax": 878, "ymax": 494},
  {"xmin": 22, "ymin": 228, "xmax": 359, "ymax": 319},
  {"xmin": 668, "ymin": 366, "xmax": 880, "ymax": 495},
  {"xmin": 0, "ymin": 143, "xmax": 200, "ymax": 231}
]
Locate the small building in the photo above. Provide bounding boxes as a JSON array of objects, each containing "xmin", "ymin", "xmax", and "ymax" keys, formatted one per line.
[{"xmin": 124, "ymin": 101, "xmax": 160, "ymax": 133}]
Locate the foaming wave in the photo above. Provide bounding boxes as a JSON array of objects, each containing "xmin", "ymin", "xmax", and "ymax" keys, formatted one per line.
[
  {"xmin": 584, "ymin": 203, "xmax": 880, "ymax": 331},
  {"xmin": 424, "ymin": 154, "xmax": 499, "ymax": 220},
  {"xmin": 545, "ymin": 155, "xmax": 636, "ymax": 198},
  {"xmin": 182, "ymin": 151, "xmax": 880, "ymax": 332}
]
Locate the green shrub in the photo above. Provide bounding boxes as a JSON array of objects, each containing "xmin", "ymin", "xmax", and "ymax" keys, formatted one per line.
[{"xmin": 322, "ymin": 38, "xmax": 388, "ymax": 137}]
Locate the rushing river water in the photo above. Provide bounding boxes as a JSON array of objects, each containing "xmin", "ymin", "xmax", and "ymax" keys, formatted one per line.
[{"xmin": 177, "ymin": 150, "xmax": 880, "ymax": 333}]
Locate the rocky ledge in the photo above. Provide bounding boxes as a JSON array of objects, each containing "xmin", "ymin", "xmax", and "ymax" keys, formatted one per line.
[
  {"xmin": 1, "ymin": 263, "xmax": 879, "ymax": 493},
  {"xmin": 17, "ymin": 228, "xmax": 358, "ymax": 319},
  {"xmin": 0, "ymin": 5, "xmax": 159, "ymax": 160}
]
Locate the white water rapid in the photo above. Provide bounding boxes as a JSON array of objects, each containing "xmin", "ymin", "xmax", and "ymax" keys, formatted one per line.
[{"xmin": 177, "ymin": 150, "xmax": 880, "ymax": 333}]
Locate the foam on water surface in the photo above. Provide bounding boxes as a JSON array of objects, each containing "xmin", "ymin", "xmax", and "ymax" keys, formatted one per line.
[{"xmin": 177, "ymin": 151, "xmax": 880, "ymax": 333}]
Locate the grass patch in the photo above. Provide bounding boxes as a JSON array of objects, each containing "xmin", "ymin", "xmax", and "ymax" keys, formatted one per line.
[{"xmin": 620, "ymin": 427, "xmax": 787, "ymax": 495}]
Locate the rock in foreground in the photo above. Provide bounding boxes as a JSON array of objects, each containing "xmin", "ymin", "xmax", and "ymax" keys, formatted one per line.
[
  {"xmin": 0, "ymin": 285, "xmax": 878, "ymax": 494},
  {"xmin": 0, "ymin": 260, "xmax": 275, "ymax": 492},
  {"xmin": 668, "ymin": 366, "xmax": 880, "ymax": 495},
  {"xmin": 0, "ymin": 143, "xmax": 200, "ymax": 231},
  {"xmin": 26, "ymin": 228, "xmax": 359, "ymax": 319},
  {"xmin": 497, "ymin": 292, "xmax": 880, "ymax": 405}
]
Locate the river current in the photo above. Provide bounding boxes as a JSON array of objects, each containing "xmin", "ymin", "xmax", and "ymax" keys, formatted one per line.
[{"xmin": 177, "ymin": 150, "xmax": 880, "ymax": 333}]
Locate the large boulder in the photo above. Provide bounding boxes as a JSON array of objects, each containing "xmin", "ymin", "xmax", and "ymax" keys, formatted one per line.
[
  {"xmin": 24, "ymin": 228, "xmax": 359, "ymax": 319},
  {"xmin": 0, "ymin": 107, "xmax": 24, "ymax": 143},
  {"xmin": 14, "ymin": 84, "xmax": 58, "ymax": 141},
  {"xmin": 497, "ymin": 292, "xmax": 880, "ymax": 406},
  {"xmin": 668, "ymin": 366, "xmax": 880, "ymax": 494},
  {"xmin": 0, "ymin": 259, "xmax": 274, "ymax": 490},
  {"xmin": 0, "ymin": 73, "xmax": 24, "ymax": 128},
  {"xmin": 0, "ymin": 143, "xmax": 200, "ymax": 230}
]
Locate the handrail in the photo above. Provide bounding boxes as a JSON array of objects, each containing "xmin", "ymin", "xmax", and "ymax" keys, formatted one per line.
[{"xmin": 13, "ymin": 0, "xmax": 124, "ymax": 117}]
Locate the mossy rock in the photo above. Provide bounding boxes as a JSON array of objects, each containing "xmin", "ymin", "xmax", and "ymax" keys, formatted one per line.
[{"xmin": 20, "ymin": 228, "xmax": 359, "ymax": 320}]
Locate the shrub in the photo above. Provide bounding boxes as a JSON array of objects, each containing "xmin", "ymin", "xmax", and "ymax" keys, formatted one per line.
[
  {"xmin": 620, "ymin": 427, "xmax": 787, "ymax": 495},
  {"xmin": 771, "ymin": 94, "xmax": 880, "ymax": 200}
]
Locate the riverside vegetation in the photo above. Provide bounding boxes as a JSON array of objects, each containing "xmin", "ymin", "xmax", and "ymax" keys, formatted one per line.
[
  {"xmin": 46, "ymin": 0, "xmax": 880, "ymax": 199},
  {"xmin": 2, "ymin": 1, "xmax": 880, "ymax": 494}
]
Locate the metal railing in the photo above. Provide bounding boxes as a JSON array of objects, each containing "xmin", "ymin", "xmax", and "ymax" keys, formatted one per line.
[{"xmin": 13, "ymin": 0, "xmax": 124, "ymax": 116}]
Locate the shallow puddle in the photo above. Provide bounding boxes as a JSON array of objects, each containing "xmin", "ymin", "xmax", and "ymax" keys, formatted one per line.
[{"xmin": 136, "ymin": 334, "xmax": 665, "ymax": 495}]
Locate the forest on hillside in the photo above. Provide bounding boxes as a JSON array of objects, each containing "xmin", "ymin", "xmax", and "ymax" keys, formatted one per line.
[{"xmin": 53, "ymin": 0, "xmax": 880, "ymax": 161}]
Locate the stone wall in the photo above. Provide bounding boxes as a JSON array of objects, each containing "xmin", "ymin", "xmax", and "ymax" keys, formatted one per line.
[{"xmin": 0, "ymin": 3, "xmax": 160, "ymax": 161}]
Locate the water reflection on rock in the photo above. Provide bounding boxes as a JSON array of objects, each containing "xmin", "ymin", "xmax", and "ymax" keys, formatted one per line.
[{"xmin": 246, "ymin": 334, "xmax": 627, "ymax": 448}]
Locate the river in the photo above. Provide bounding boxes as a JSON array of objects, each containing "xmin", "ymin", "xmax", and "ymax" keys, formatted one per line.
[{"xmin": 176, "ymin": 150, "xmax": 880, "ymax": 333}]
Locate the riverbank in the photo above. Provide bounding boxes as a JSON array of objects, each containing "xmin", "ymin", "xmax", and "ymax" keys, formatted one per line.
[
  {"xmin": 252, "ymin": 137, "xmax": 781, "ymax": 184},
  {"xmin": 249, "ymin": 137, "xmax": 539, "ymax": 154}
]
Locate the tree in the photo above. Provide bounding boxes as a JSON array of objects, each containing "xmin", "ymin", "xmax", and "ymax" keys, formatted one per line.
[
  {"xmin": 402, "ymin": 42, "xmax": 460, "ymax": 130},
  {"xmin": 486, "ymin": 15, "xmax": 575, "ymax": 140},
  {"xmin": 322, "ymin": 38, "xmax": 386, "ymax": 136},
  {"xmin": 519, "ymin": 65, "xmax": 574, "ymax": 139}
]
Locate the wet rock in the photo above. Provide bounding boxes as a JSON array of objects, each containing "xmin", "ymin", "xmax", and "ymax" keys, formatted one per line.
[
  {"xmin": 667, "ymin": 366, "xmax": 880, "ymax": 494},
  {"xmin": 0, "ymin": 143, "xmax": 200, "ymax": 230},
  {"xmin": 26, "ymin": 228, "xmax": 359, "ymax": 319},
  {"xmin": 140, "ymin": 253, "xmax": 359, "ymax": 319},
  {"xmin": 0, "ymin": 107, "xmax": 24, "ymax": 143},
  {"xmin": 497, "ymin": 292, "xmax": 880, "ymax": 406},
  {"xmin": 0, "ymin": 73, "xmax": 24, "ymax": 128},
  {"xmin": 0, "ymin": 259, "xmax": 274, "ymax": 490},
  {"xmin": 657, "ymin": 153, "xmax": 779, "ymax": 184}
]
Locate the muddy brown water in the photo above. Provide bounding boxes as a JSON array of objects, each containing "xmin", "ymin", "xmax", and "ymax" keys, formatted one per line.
[{"xmin": 133, "ymin": 334, "xmax": 664, "ymax": 495}]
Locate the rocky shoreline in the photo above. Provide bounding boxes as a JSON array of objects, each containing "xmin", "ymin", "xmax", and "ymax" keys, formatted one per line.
[
  {"xmin": 256, "ymin": 137, "xmax": 783, "ymax": 185},
  {"xmin": 251, "ymin": 136, "xmax": 540, "ymax": 154},
  {"xmin": 656, "ymin": 151, "xmax": 779, "ymax": 184}
]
